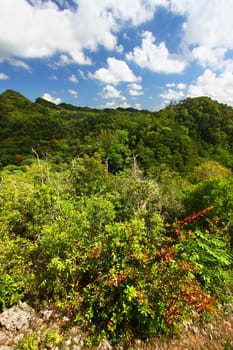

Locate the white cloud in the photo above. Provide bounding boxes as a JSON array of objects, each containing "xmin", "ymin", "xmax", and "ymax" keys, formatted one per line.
[
  {"xmin": 51, "ymin": 54, "xmax": 86, "ymax": 68},
  {"xmin": 126, "ymin": 31, "xmax": 187, "ymax": 73},
  {"xmin": 78, "ymin": 69, "xmax": 87, "ymax": 80},
  {"xmin": 128, "ymin": 82, "xmax": 144, "ymax": 96},
  {"xmin": 170, "ymin": 0, "xmax": 233, "ymax": 49},
  {"xmin": 187, "ymin": 69, "xmax": 233, "ymax": 106},
  {"xmin": 68, "ymin": 89, "xmax": 78, "ymax": 98},
  {"xmin": 116, "ymin": 44, "xmax": 124, "ymax": 54},
  {"xmin": 154, "ymin": 101, "xmax": 168, "ymax": 111},
  {"xmin": 170, "ymin": 0, "xmax": 233, "ymax": 74},
  {"xmin": 69, "ymin": 74, "xmax": 78, "ymax": 83},
  {"xmin": 166, "ymin": 83, "xmax": 175, "ymax": 88},
  {"xmin": 135, "ymin": 103, "xmax": 142, "ymax": 110},
  {"xmin": 42, "ymin": 92, "xmax": 61, "ymax": 104},
  {"xmin": 177, "ymin": 83, "xmax": 186, "ymax": 90},
  {"xmin": 160, "ymin": 82, "xmax": 186, "ymax": 105},
  {"xmin": 100, "ymin": 85, "xmax": 125, "ymax": 100},
  {"xmin": 128, "ymin": 83, "xmax": 142, "ymax": 90},
  {"xmin": 102, "ymin": 99, "xmax": 132, "ymax": 109},
  {"xmin": 8, "ymin": 58, "xmax": 31, "ymax": 71},
  {"xmin": 169, "ymin": 1, "xmax": 233, "ymax": 102},
  {"xmin": 0, "ymin": 73, "xmax": 9, "ymax": 80},
  {"xmin": 129, "ymin": 89, "xmax": 144, "ymax": 96},
  {"xmin": 192, "ymin": 46, "xmax": 227, "ymax": 70},
  {"xmin": 90, "ymin": 57, "xmax": 141, "ymax": 84},
  {"xmin": 120, "ymin": 101, "xmax": 133, "ymax": 108},
  {"xmin": 123, "ymin": 32, "xmax": 130, "ymax": 40},
  {"xmin": 160, "ymin": 88, "xmax": 184, "ymax": 100},
  {"xmin": 166, "ymin": 82, "xmax": 186, "ymax": 90},
  {"xmin": 0, "ymin": 0, "xmax": 169, "ymax": 64}
]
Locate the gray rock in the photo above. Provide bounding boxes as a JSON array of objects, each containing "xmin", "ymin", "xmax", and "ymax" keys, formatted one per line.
[
  {"xmin": 0, "ymin": 302, "xmax": 35, "ymax": 332},
  {"xmin": 192, "ymin": 326, "xmax": 200, "ymax": 336},
  {"xmin": 73, "ymin": 334, "xmax": 84, "ymax": 346},
  {"xmin": 40, "ymin": 309, "xmax": 53, "ymax": 321},
  {"xmin": 0, "ymin": 331, "xmax": 8, "ymax": 344},
  {"xmin": 97, "ymin": 339, "xmax": 112, "ymax": 350}
]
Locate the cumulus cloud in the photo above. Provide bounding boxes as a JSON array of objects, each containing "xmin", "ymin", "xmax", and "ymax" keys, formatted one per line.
[
  {"xmin": 187, "ymin": 69, "xmax": 233, "ymax": 106},
  {"xmin": 135, "ymin": 103, "xmax": 142, "ymax": 110},
  {"xmin": 160, "ymin": 82, "xmax": 187, "ymax": 105},
  {"xmin": 0, "ymin": 0, "xmax": 169, "ymax": 64},
  {"xmin": 170, "ymin": 0, "xmax": 233, "ymax": 49},
  {"xmin": 128, "ymin": 83, "xmax": 143, "ymax": 90},
  {"xmin": 42, "ymin": 92, "xmax": 61, "ymax": 104},
  {"xmin": 90, "ymin": 57, "xmax": 141, "ymax": 84},
  {"xmin": 128, "ymin": 83, "xmax": 144, "ymax": 96},
  {"xmin": 160, "ymin": 88, "xmax": 184, "ymax": 100},
  {"xmin": 170, "ymin": 0, "xmax": 233, "ymax": 73},
  {"xmin": 126, "ymin": 31, "xmax": 187, "ymax": 73},
  {"xmin": 192, "ymin": 46, "xmax": 227, "ymax": 70},
  {"xmin": 0, "ymin": 73, "xmax": 9, "ymax": 80},
  {"xmin": 50, "ymin": 54, "xmax": 87, "ymax": 68},
  {"xmin": 177, "ymin": 83, "xmax": 186, "ymax": 90},
  {"xmin": 166, "ymin": 82, "xmax": 186, "ymax": 90},
  {"xmin": 129, "ymin": 90, "xmax": 143, "ymax": 96},
  {"xmin": 68, "ymin": 89, "xmax": 78, "ymax": 98},
  {"xmin": 100, "ymin": 85, "xmax": 125, "ymax": 100},
  {"xmin": 102, "ymin": 99, "xmax": 132, "ymax": 109},
  {"xmin": 69, "ymin": 74, "xmax": 78, "ymax": 83}
]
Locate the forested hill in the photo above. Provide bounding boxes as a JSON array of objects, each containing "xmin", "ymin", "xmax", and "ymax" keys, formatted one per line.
[
  {"xmin": 1, "ymin": 89, "xmax": 233, "ymax": 173},
  {"xmin": 1, "ymin": 90, "xmax": 233, "ymax": 348}
]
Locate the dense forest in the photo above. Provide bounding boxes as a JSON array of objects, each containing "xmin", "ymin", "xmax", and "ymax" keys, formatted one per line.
[
  {"xmin": 1, "ymin": 89, "xmax": 233, "ymax": 173},
  {"xmin": 0, "ymin": 90, "xmax": 233, "ymax": 347}
]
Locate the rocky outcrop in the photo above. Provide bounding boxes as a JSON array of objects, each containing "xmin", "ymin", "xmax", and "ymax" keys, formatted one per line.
[
  {"xmin": 0, "ymin": 302, "xmax": 233, "ymax": 349},
  {"xmin": 0, "ymin": 302, "xmax": 36, "ymax": 348}
]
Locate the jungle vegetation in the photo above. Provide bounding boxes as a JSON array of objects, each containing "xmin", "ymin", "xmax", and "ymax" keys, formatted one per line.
[{"xmin": 0, "ymin": 90, "xmax": 233, "ymax": 345}]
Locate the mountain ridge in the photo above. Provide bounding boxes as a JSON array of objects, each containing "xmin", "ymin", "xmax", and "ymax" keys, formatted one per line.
[{"xmin": 1, "ymin": 89, "xmax": 233, "ymax": 173}]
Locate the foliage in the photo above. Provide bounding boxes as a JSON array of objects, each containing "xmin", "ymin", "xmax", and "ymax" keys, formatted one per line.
[
  {"xmin": 0, "ymin": 91, "xmax": 233, "ymax": 345},
  {"xmin": 17, "ymin": 333, "xmax": 38, "ymax": 350},
  {"xmin": 1, "ymin": 90, "xmax": 233, "ymax": 173},
  {"xmin": 191, "ymin": 160, "xmax": 231, "ymax": 183},
  {"xmin": 0, "ymin": 157, "xmax": 232, "ymax": 346}
]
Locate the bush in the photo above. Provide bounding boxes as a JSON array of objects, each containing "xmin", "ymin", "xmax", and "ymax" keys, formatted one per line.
[{"xmin": 0, "ymin": 161, "xmax": 232, "ymax": 345}]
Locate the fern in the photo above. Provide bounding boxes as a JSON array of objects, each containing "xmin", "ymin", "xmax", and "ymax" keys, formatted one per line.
[
  {"xmin": 194, "ymin": 229, "xmax": 232, "ymax": 266},
  {"xmin": 177, "ymin": 226, "xmax": 233, "ymax": 300}
]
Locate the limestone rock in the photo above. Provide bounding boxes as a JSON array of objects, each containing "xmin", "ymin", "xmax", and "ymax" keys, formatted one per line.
[{"xmin": 0, "ymin": 302, "xmax": 35, "ymax": 332}]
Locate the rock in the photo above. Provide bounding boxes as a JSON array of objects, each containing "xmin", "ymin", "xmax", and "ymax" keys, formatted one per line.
[
  {"xmin": 0, "ymin": 331, "xmax": 8, "ymax": 344},
  {"xmin": 191, "ymin": 326, "xmax": 200, "ymax": 336},
  {"xmin": 133, "ymin": 339, "xmax": 143, "ymax": 350},
  {"xmin": 113, "ymin": 344, "xmax": 124, "ymax": 350},
  {"xmin": 223, "ymin": 320, "xmax": 232, "ymax": 329},
  {"xmin": 200, "ymin": 328, "xmax": 208, "ymax": 337},
  {"xmin": 73, "ymin": 334, "xmax": 84, "ymax": 346},
  {"xmin": 183, "ymin": 320, "xmax": 192, "ymax": 332},
  {"xmin": 97, "ymin": 339, "xmax": 112, "ymax": 350},
  {"xmin": 0, "ymin": 302, "xmax": 35, "ymax": 332},
  {"xmin": 40, "ymin": 309, "xmax": 53, "ymax": 321}
]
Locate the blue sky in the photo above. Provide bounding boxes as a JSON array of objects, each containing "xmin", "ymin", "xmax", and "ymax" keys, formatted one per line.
[{"xmin": 0, "ymin": 0, "xmax": 233, "ymax": 110}]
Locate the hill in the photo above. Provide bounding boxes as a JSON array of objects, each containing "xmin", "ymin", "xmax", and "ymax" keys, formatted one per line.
[
  {"xmin": 0, "ymin": 90, "xmax": 233, "ymax": 348},
  {"xmin": 0, "ymin": 90, "xmax": 233, "ymax": 173}
]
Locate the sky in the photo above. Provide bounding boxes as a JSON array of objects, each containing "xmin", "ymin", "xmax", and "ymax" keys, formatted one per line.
[{"xmin": 0, "ymin": 0, "xmax": 233, "ymax": 111}]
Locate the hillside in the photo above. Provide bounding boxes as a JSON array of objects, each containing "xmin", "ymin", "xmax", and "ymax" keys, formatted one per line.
[
  {"xmin": 1, "ymin": 90, "xmax": 233, "ymax": 173},
  {"xmin": 0, "ymin": 90, "xmax": 233, "ymax": 348}
]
